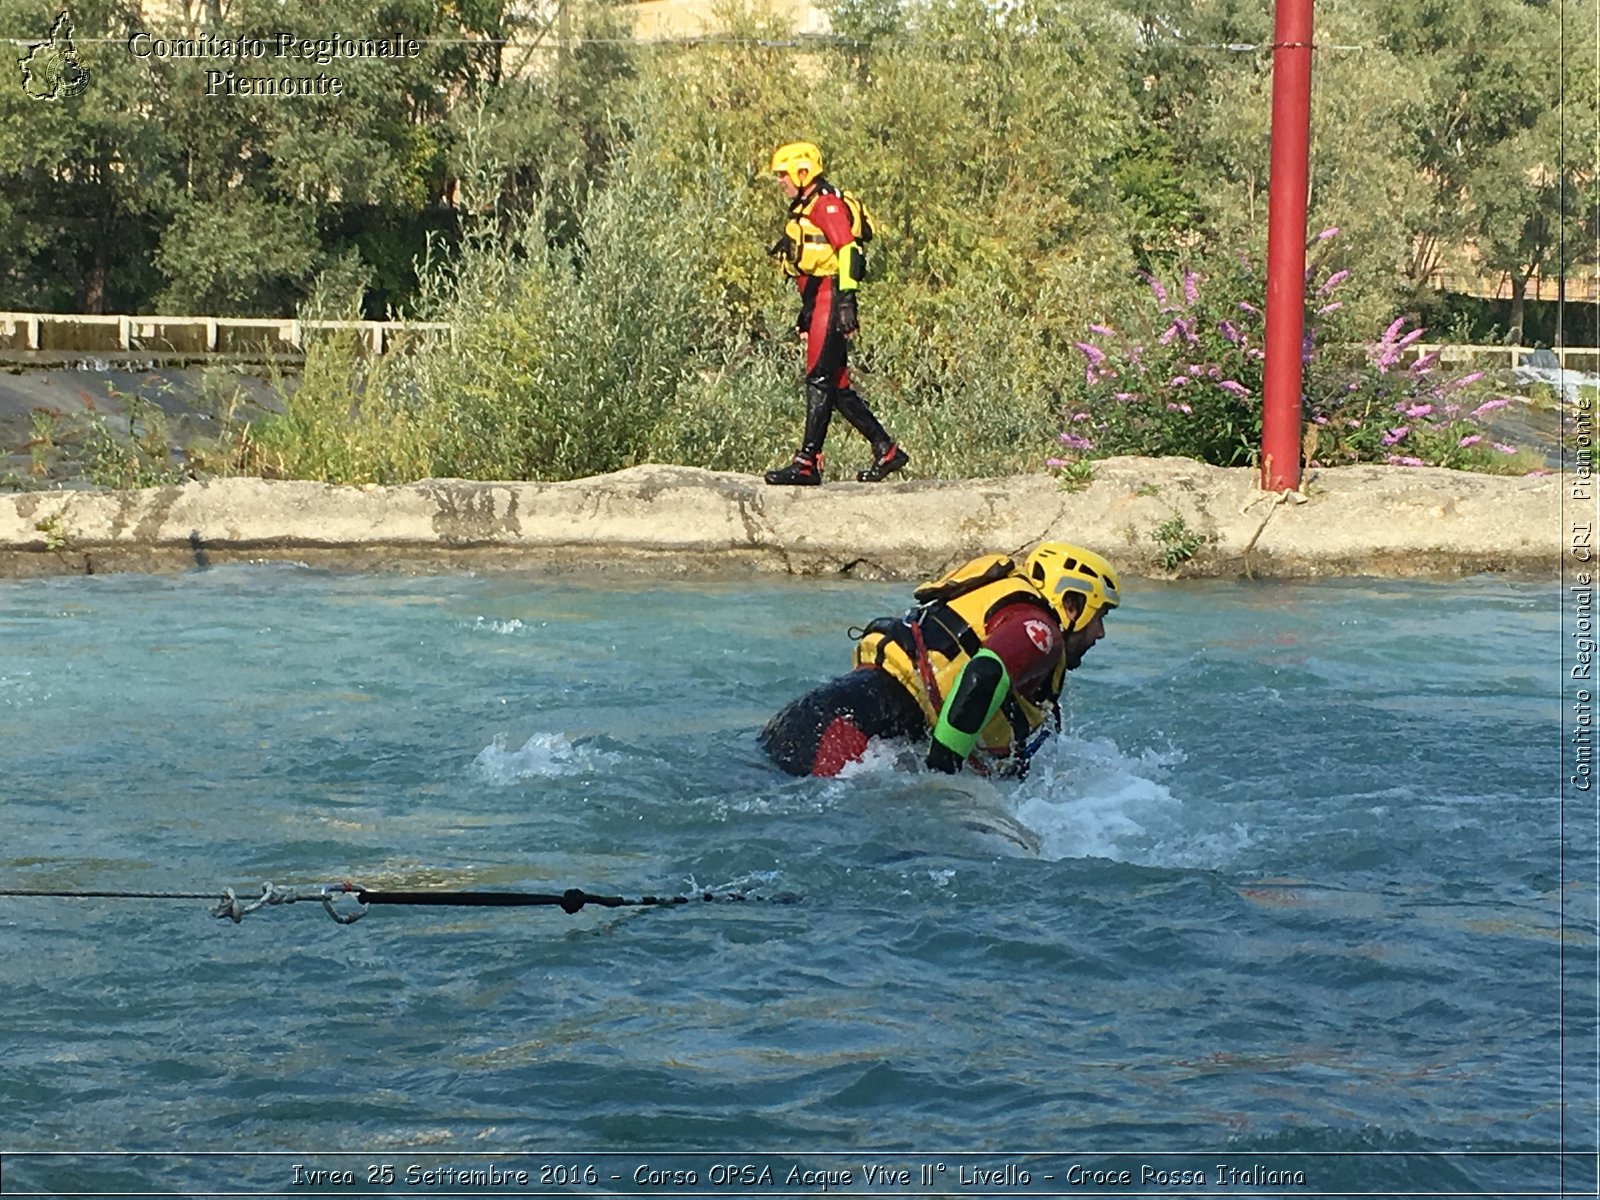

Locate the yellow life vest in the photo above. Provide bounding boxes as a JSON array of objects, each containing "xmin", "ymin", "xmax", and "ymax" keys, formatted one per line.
[
  {"xmin": 776, "ymin": 183, "xmax": 875, "ymax": 279},
  {"xmin": 852, "ymin": 555, "xmax": 1066, "ymax": 759}
]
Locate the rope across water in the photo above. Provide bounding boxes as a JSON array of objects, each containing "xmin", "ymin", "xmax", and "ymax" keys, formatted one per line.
[{"xmin": 0, "ymin": 882, "xmax": 801, "ymax": 925}]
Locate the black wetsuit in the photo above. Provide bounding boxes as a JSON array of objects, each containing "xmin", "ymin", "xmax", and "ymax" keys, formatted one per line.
[{"xmin": 759, "ymin": 668, "xmax": 925, "ymax": 776}]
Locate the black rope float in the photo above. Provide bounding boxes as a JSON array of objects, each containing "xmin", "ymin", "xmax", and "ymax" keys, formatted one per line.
[{"xmin": 0, "ymin": 882, "xmax": 801, "ymax": 925}]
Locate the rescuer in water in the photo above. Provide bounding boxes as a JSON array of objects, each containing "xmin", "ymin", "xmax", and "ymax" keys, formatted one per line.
[
  {"xmin": 764, "ymin": 140, "xmax": 909, "ymax": 487},
  {"xmin": 760, "ymin": 543, "xmax": 1121, "ymax": 777}
]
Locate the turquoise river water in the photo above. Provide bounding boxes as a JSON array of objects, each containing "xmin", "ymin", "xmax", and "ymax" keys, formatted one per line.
[{"xmin": 0, "ymin": 567, "xmax": 1593, "ymax": 1198}]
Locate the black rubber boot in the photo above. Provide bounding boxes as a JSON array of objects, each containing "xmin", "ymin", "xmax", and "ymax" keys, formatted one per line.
[
  {"xmin": 857, "ymin": 444, "xmax": 909, "ymax": 483},
  {"xmin": 765, "ymin": 452, "xmax": 823, "ymax": 486},
  {"xmin": 800, "ymin": 378, "xmax": 835, "ymax": 453},
  {"xmin": 834, "ymin": 388, "xmax": 891, "ymax": 448}
]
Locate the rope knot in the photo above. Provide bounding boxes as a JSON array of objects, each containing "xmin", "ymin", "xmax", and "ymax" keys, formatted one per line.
[
  {"xmin": 320, "ymin": 885, "xmax": 368, "ymax": 924},
  {"xmin": 211, "ymin": 888, "xmax": 245, "ymax": 924}
]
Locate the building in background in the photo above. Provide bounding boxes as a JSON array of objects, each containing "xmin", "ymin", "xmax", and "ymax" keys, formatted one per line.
[{"xmin": 629, "ymin": 0, "xmax": 826, "ymax": 38}]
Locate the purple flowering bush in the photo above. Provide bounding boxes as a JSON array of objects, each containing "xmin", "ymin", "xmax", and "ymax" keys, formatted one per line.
[
  {"xmin": 1054, "ymin": 257, "xmax": 1266, "ymax": 468},
  {"xmin": 1054, "ymin": 235, "xmax": 1525, "ymax": 473},
  {"xmin": 1303, "ymin": 318, "xmax": 1518, "ymax": 470}
]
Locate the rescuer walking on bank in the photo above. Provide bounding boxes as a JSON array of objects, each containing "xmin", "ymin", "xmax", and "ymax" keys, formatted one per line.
[{"xmin": 765, "ymin": 141, "xmax": 908, "ymax": 487}]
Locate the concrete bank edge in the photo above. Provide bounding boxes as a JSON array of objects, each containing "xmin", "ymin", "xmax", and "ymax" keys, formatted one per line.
[{"xmin": 0, "ymin": 457, "xmax": 1570, "ymax": 582}]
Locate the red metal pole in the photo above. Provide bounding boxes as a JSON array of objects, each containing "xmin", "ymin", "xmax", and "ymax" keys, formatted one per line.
[{"xmin": 1261, "ymin": 0, "xmax": 1314, "ymax": 492}]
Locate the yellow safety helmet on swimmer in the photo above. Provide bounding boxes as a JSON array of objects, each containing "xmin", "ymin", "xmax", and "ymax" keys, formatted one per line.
[{"xmin": 1023, "ymin": 542, "xmax": 1122, "ymax": 632}]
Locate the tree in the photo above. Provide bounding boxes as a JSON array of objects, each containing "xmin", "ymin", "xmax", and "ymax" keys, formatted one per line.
[
  {"xmin": 0, "ymin": 0, "xmax": 180, "ymax": 311},
  {"xmin": 1371, "ymin": 0, "xmax": 1575, "ymax": 336},
  {"xmin": 1466, "ymin": 0, "xmax": 1596, "ymax": 342},
  {"xmin": 0, "ymin": 0, "xmax": 635, "ymax": 316}
]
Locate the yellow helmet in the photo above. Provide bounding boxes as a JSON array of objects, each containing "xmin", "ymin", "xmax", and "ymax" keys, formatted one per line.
[
  {"xmin": 1024, "ymin": 542, "xmax": 1122, "ymax": 632},
  {"xmin": 770, "ymin": 141, "xmax": 824, "ymax": 188}
]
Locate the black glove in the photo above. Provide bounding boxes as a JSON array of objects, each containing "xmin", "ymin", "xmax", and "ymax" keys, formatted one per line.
[
  {"xmin": 926, "ymin": 737, "xmax": 963, "ymax": 774},
  {"xmin": 834, "ymin": 291, "xmax": 859, "ymax": 336}
]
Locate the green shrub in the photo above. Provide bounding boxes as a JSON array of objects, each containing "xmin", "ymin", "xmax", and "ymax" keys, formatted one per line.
[{"xmin": 243, "ymin": 327, "xmax": 432, "ymax": 484}]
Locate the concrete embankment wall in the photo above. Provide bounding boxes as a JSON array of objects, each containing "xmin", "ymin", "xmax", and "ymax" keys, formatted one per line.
[{"xmin": 0, "ymin": 458, "xmax": 1569, "ymax": 581}]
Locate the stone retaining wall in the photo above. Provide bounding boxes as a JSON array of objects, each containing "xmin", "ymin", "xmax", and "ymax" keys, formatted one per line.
[{"xmin": 0, "ymin": 458, "xmax": 1568, "ymax": 581}]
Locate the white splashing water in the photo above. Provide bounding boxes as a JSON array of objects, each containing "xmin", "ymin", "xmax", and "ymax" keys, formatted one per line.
[
  {"xmin": 468, "ymin": 616, "xmax": 527, "ymax": 635},
  {"xmin": 1009, "ymin": 734, "xmax": 1254, "ymax": 868},
  {"xmin": 810, "ymin": 732, "xmax": 1255, "ymax": 868},
  {"xmin": 834, "ymin": 738, "xmax": 922, "ymax": 779},
  {"xmin": 471, "ymin": 731, "xmax": 619, "ymax": 783}
]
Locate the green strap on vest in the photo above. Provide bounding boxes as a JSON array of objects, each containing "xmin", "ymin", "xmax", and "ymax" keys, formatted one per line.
[{"xmin": 930, "ymin": 649, "xmax": 1011, "ymax": 761}]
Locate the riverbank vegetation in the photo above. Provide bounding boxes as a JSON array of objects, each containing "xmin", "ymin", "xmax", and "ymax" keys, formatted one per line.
[{"xmin": 2, "ymin": 0, "xmax": 1589, "ymax": 483}]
